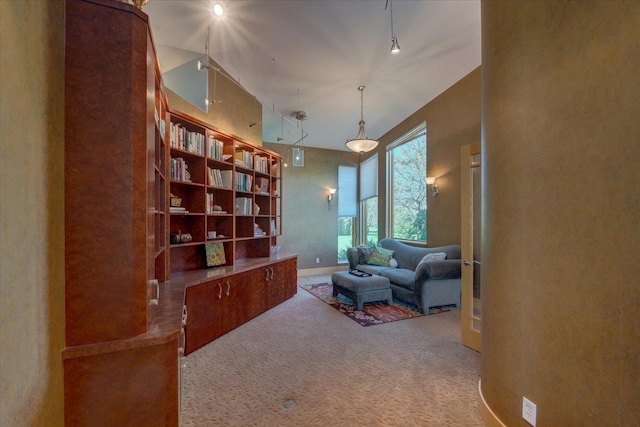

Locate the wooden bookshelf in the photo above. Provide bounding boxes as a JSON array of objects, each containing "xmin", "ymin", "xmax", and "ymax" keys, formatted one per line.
[{"xmin": 168, "ymin": 110, "xmax": 283, "ymax": 274}]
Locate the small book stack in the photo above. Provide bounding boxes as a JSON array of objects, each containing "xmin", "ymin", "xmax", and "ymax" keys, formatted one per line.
[{"xmin": 170, "ymin": 207, "xmax": 189, "ymax": 214}]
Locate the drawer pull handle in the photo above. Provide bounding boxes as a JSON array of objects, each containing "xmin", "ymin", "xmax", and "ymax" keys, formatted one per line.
[{"xmin": 149, "ymin": 279, "xmax": 159, "ymax": 306}]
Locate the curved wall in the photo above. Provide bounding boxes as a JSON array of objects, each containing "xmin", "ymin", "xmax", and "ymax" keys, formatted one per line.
[{"xmin": 481, "ymin": 2, "xmax": 639, "ymax": 426}]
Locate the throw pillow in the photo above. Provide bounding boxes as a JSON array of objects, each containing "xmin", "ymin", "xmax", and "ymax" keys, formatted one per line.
[
  {"xmin": 388, "ymin": 258, "xmax": 398, "ymax": 268},
  {"xmin": 419, "ymin": 252, "xmax": 447, "ymax": 264},
  {"xmin": 356, "ymin": 246, "xmax": 374, "ymax": 264},
  {"xmin": 368, "ymin": 246, "xmax": 395, "ymax": 267}
]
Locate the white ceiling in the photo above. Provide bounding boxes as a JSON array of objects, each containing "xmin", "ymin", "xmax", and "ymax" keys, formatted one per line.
[{"xmin": 144, "ymin": 0, "xmax": 481, "ymax": 151}]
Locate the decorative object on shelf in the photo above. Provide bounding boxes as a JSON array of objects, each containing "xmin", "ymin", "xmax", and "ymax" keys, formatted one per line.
[
  {"xmin": 171, "ymin": 230, "xmax": 192, "ymax": 244},
  {"xmin": 345, "ymin": 86, "xmax": 379, "ymax": 153},
  {"xmin": 254, "ymin": 223, "xmax": 265, "ymax": 236},
  {"xmin": 213, "ymin": 205, "xmax": 222, "ymax": 212},
  {"xmin": 327, "ymin": 188, "xmax": 337, "ymax": 209},
  {"xmin": 426, "ymin": 176, "xmax": 439, "ymax": 196},
  {"xmin": 170, "ymin": 196, "xmax": 182, "ymax": 207},
  {"xmin": 208, "ymin": 231, "xmax": 217, "ymax": 239},
  {"xmin": 131, "ymin": 0, "xmax": 149, "ymax": 10},
  {"xmin": 254, "ymin": 202, "xmax": 260, "ymax": 215},
  {"xmin": 205, "ymin": 242, "xmax": 226, "ymax": 267},
  {"xmin": 386, "ymin": 0, "xmax": 401, "ymax": 54}
]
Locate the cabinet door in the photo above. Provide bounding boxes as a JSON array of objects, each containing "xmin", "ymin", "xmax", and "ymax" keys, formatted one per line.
[
  {"xmin": 184, "ymin": 280, "xmax": 223, "ymax": 355},
  {"xmin": 268, "ymin": 262, "xmax": 285, "ymax": 309},
  {"xmin": 222, "ymin": 275, "xmax": 249, "ymax": 334},
  {"xmin": 283, "ymin": 258, "xmax": 298, "ymax": 300},
  {"xmin": 248, "ymin": 269, "xmax": 269, "ymax": 319}
]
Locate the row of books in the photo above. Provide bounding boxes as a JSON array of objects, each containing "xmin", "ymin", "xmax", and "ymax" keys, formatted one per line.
[
  {"xmin": 170, "ymin": 122, "xmax": 205, "ymax": 155},
  {"xmin": 254, "ymin": 155, "xmax": 269, "ymax": 174},
  {"xmin": 207, "ymin": 167, "xmax": 233, "ymax": 189},
  {"xmin": 235, "ymin": 172, "xmax": 253, "ymax": 192},
  {"xmin": 170, "ymin": 157, "xmax": 190, "ymax": 182},
  {"xmin": 234, "ymin": 149, "xmax": 253, "ymax": 169},
  {"xmin": 207, "ymin": 136, "xmax": 224, "ymax": 161},
  {"xmin": 154, "ymin": 109, "xmax": 166, "ymax": 140},
  {"xmin": 235, "ymin": 197, "xmax": 253, "ymax": 215}
]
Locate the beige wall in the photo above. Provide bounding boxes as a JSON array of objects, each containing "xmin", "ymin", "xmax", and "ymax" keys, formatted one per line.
[
  {"xmin": 481, "ymin": 2, "xmax": 640, "ymax": 426},
  {"xmin": 166, "ymin": 58, "xmax": 263, "ymax": 147},
  {"xmin": 372, "ymin": 67, "xmax": 481, "ymax": 247},
  {"xmin": 0, "ymin": 0, "xmax": 65, "ymax": 425},
  {"xmin": 264, "ymin": 143, "xmax": 359, "ymax": 269}
]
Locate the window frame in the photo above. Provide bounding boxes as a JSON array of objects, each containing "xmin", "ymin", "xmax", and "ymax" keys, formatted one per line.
[{"xmin": 386, "ymin": 123, "xmax": 427, "ymax": 244}]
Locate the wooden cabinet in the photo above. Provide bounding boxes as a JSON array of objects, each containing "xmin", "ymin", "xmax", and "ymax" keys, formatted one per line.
[
  {"xmin": 182, "ymin": 257, "xmax": 297, "ymax": 355},
  {"xmin": 284, "ymin": 257, "xmax": 298, "ymax": 300},
  {"xmin": 184, "ymin": 280, "xmax": 223, "ymax": 354},
  {"xmin": 63, "ymin": 0, "xmax": 179, "ymax": 424},
  {"xmin": 168, "ymin": 111, "xmax": 283, "ymax": 274}
]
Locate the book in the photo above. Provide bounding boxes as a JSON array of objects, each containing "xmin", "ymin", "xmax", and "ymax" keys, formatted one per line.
[{"xmin": 205, "ymin": 242, "xmax": 226, "ymax": 267}]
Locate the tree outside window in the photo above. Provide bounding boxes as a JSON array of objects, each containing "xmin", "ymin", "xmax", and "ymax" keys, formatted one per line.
[{"xmin": 388, "ymin": 127, "xmax": 426, "ymax": 242}]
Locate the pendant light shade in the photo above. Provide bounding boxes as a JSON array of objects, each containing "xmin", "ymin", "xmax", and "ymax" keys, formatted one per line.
[{"xmin": 345, "ymin": 86, "xmax": 378, "ymax": 153}]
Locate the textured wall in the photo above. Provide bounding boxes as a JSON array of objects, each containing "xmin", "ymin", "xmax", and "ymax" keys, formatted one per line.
[
  {"xmin": 371, "ymin": 67, "xmax": 481, "ymax": 247},
  {"xmin": 264, "ymin": 143, "xmax": 359, "ymax": 270},
  {"xmin": 166, "ymin": 63, "xmax": 263, "ymax": 147},
  {"xmin": 481, "ymin": 2, "xmax": 640, "ymax": 425},
  {"xmin": 0, "ymin": 0, "xmax": 65, "ymax": 425}
]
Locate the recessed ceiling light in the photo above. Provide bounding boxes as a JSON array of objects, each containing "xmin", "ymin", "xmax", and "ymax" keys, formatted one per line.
[{"xmin": 212, "ymin": 3, "xmax": 224, "ymax": 16}]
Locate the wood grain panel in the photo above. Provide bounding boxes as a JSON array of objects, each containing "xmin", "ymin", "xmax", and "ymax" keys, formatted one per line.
[
  {"xmin": 65, "ymin": 0, "xmax": 148, "ymax": 346},
  {"xmin": 64, "ymin": 338, "xmax": 179, "ymax": 426},
  {"xmin": 184, "ymin": 280, "xmax": 222, "ymax": 355}
]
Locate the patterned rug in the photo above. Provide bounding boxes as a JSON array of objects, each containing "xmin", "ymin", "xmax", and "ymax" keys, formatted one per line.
[{"xmin": 300, "ymin": 282, "xmax": 450, "ymax": 326}]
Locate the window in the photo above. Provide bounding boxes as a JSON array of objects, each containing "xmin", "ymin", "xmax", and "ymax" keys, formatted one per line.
[
  {"xmin": 387, "ymin": 124, "xmax": 427, "ymax": 242},
  {"xmin": 337, "ymin": 165, "xmax": 357, "ymax": 263},
  {"xmin": 360, "ymin": 155, "xmax": 378, "ymax": 246}
]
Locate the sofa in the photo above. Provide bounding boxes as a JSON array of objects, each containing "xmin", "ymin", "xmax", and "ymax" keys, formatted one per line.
[{"xmin": 346, "ymin": 238, "xmax": 462, "ymax": 314}]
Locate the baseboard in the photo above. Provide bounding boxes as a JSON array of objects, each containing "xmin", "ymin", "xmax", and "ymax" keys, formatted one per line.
[
  {"xmin": 297, "ymin": 266, "xmax": 347, "ymax": 277},
  {"xmin": 478, "ymin": 379, "xmax": 507, "ymax": 427}
]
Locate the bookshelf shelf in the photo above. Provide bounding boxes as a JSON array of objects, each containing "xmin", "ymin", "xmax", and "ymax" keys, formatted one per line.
[{"xmin": 167, "ymin": 110, "xmax": 283, "ymax": 274}]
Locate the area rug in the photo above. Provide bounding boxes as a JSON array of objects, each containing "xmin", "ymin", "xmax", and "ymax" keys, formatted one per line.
[{"xmin": 300, "ymin": 282, "xmax": 450, "ymax": 326}]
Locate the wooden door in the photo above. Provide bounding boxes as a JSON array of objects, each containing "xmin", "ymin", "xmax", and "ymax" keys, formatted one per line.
[
  {"xmin": 222, "ymin": 274, "xmax": 249, "ymax": 334},
  {"xmin": 283, "ymin": 258, "xmax": 298, "ymax": 300},
  {"xmin": 184, "ymin": 280, "xmax": 223, "ymax": 355},
  {"xmin": 248, "ymin": 269, "xmax": 269, "ymax": 319},
  {"xmin": 461, "ymin": 142, "xmax": 482, "ymax": 351},
  {"xmin": 268, "ymin": 262, "xmax": 285, "ymax": 309}
]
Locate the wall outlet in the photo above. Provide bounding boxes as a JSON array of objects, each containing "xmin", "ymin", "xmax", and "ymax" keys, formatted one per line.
[
  {"xmin": 522, "ymin": 397, "xmax": 537, "ymax": 426},
  {"xmin": 315, "ymin": 257, "xmax": 320, "ymax": 264}
]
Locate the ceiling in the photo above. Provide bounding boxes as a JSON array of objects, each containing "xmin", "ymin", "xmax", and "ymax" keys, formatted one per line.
[{"xmin": 144, "ymin": 0, "xmax": 481, "ymax": 151}]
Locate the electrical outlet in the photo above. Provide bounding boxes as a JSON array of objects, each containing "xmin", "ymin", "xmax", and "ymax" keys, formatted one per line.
[
  {"xmin": 522, "ymin": 397, "xmax": 537, "ymax": 426},
  {"xmin": 315, "ymin": 257, "xmax": 320, "ymax": 264}
]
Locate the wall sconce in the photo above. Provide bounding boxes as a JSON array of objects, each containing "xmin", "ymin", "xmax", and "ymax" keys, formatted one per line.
[
  {"xmin": 327, "ymin": 188, "xmax": 337, "ymax": 208},
  {"xmin": 426, "ymin": 177, "xmax": 439, "ymax": 196}
]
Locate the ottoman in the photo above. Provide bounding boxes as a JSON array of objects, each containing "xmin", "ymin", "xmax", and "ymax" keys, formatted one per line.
[{"xmin": 331, "ymin": 271, "xmax": 393, "ymax": 310}]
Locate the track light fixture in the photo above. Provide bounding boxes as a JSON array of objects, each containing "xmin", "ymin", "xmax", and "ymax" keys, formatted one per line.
[
  {"xmin": 212, "ymin": 3, "xmax": 224, "ymax": 16},
  {"xmin": 387, "ymin": 0, "xmax": 401, "ymax": 54}
]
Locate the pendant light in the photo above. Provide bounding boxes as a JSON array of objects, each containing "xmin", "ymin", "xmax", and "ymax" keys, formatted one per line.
[{"xmin": 345, "ymin": 86, "xmax": 378, "ymax": 153}]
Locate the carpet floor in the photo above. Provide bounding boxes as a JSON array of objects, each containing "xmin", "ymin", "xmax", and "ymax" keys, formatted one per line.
[{"xmin": 180, "ymin": 274, "xmax": 483, "ymax": 426}]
